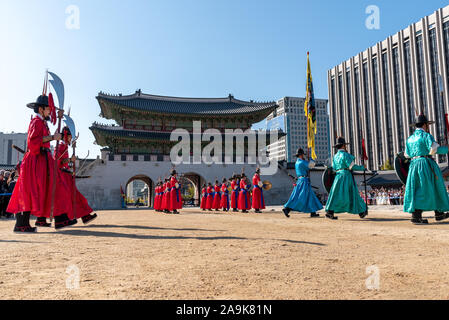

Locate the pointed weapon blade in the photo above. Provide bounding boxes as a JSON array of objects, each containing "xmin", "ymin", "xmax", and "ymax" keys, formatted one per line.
[
  {"xmin": 48, "ymin": 71, "xmax": 65, "ymax": 110},
  {"xmin": 63, "ymin": 114, "xmax": 77, "ymax": 138}
]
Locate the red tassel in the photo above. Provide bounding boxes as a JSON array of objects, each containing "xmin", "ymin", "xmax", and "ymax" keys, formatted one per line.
[
  {"xmin": 48, "ymin": 93, "xmax": 57, "ymax": 125},
  {"xmin": 362, "ymin": 138, "xmax": 368, "ymax": 161}
]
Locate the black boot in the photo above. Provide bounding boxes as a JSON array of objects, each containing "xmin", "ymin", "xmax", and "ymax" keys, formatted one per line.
[
  {"xmin": 282, "ymin": 207, "xmax": 291, "ymax": 218},
  {"xmin": 55, "ymin": 213, "xmax": 78, "ymax": 230},
  {"xmin": 435, "ymin": 211, "xmax": 449, "ymax": 222},
  {"xmin": 13, "ymin": 212, "xmax": 37, "ymax": 233},
  {"xmin": 82, "ymin": 213, "xmax": 98, "ymax": 224},
  {"xmin": 233, "ymin": 208, "xmax": 238, "ymax": 212},
  {"xmin": 310, "ymin": 212, "xmax": 320, "ymax": 218},
  {"xmin": 359, "ymin": 208, "xmax": 368, "ymax": 219},
  {"xmin": 325, "ymin": 210, "xmax": 338, "ymax": 220},
  {"xmin": 35, "ymin": 217, "xmax": 51, "ymax": 227},
  {"xmin": 411, "ymin": 210, "xmax": 428, "ymax": 225}
]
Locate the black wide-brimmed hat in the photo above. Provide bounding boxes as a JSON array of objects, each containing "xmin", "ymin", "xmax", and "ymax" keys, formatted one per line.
[
  {"xmin": 295, "ymin": 148, "xmax": 305, "ymax": 157},
  {"xmin": 333, "ymin": 136, "xmax": 350, "ymax": 148},
  {"xmin": 410, "ymin": 114, "xmax": 435, "ymax": 127},
  {"xmin": 27, "ymin": 95, "xmax": 50, "ymax": 109}
]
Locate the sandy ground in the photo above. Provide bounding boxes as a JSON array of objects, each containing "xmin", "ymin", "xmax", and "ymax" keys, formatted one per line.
[{"xmin": 1, "ymin": 206, "xmax": 449, "ymax": 300}]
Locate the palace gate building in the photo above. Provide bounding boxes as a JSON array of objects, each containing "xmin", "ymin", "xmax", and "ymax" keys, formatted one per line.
[{"xmin": 76, "ymin": 90, "xmax": 319, "ymax": 209}]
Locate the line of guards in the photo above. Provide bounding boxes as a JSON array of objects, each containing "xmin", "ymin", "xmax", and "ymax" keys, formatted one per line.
[{"xmin": 153, "ymin": 169, "xmax": 267, "ymax": 214}]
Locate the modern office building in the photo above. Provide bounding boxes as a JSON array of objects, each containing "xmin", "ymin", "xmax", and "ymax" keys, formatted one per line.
[
  {"xmin": 253, "ymin": 96, "xmax": 330, "ymax": 163},
  {"xmin": 328, "ymin": 5, "xmax": 449, "ymax": 170},
  {"xmin": 0, "ymin": 132, "xmax": 27, "ymax": 166}
]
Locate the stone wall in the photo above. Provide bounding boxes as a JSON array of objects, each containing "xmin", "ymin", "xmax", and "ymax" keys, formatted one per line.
[{"xmin": 76, "ymin": 158, "xmax": 373, "ymax": 210}]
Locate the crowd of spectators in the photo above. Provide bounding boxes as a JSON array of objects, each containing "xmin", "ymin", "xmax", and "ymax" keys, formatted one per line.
[
  {"xmin": 0, "ymin": 168, "xmax": 18, "ymax": 219},
  {"xmin": 360, "ymin": 187, "xmax": 405, "ymax": 205}
]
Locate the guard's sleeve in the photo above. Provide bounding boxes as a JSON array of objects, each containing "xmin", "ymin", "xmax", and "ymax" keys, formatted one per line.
[
  {"xmin": 351, "ymin": 164, "xmax": 366, "ymax": 171},
  {"xmin": 404, "ymin": 138, "xmax": 411, "ymax": 158},
  {"xmin": 427, "ymin": 133, "xmax": 448, "ymax": 155},
  {"xmin": 348, "ymin": 154, "xmax": 365, "ymax": 171},
  {"xmin": 27, "ymin": 120, "xmax": 44, "ymax": 155},
  {"xmin": 308, "ymin": 160, "xmax": 316, "ymax": 169}
]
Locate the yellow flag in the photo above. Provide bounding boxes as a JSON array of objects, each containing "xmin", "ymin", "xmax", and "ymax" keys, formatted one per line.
[{"xmin": 304, "ymin": 52, "xmax": 317, "ymax": 160}]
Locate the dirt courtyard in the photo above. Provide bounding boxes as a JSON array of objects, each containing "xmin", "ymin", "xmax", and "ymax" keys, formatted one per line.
[{"xmin": 1, "ymin": 206, "xmax": 449, "ymax": 300}]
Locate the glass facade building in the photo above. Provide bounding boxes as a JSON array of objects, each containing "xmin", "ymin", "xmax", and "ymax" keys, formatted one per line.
[{"xmin": 328, "ymin": 6, "xmax": 449, "ymax": 170}]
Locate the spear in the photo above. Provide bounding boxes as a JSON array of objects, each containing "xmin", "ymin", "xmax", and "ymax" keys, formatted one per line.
[
  {"xmin": 71, "ymin": 134, "xmax": 79, "ymax": 219},
  {"xmin": 48, "ymin": 71, "xmax": 65, "ymax": 222}
]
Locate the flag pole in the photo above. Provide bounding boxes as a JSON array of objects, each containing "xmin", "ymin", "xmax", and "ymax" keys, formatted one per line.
[{"xmin": 306, "ymin": 51, "xmax": 310, "ymax": 162}]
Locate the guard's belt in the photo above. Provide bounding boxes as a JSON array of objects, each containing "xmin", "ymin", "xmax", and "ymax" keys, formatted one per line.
[{"xmin": 411, "ymin": 155, "xmax": 432, "ymax": 160}]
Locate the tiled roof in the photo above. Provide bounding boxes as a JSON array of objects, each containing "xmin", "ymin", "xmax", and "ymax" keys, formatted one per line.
[
  {"xmin": 90, "ymin": 123, "xmax": 285, "ymax": 142},
  {"xmin": 97, "ymin": 91, "xmax": 278, "ymax": 116}
]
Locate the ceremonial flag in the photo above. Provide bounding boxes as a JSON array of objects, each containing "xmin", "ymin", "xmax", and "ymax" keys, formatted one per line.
[
  {"xmin": 304, "ymin": 52, "xmax": 317, "ymax": 160},
  {"xmin": 361, "ymin": 137, "xmax": 368, "ymax": 161}
]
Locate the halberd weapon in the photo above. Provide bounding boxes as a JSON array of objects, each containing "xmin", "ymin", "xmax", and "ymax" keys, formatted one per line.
[{"xmin": 48, "ymin": 71, "xmax": 65, "ymax": 222}]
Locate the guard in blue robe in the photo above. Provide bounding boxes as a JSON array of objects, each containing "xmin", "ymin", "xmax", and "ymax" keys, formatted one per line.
[{"xmin": 282, "ymin": 148, "xmax": 322, "ymax": 218}]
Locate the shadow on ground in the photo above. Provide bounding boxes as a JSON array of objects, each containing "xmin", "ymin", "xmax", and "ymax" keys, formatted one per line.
[
  {"xmin": 83, "ymin": 224, "xmax": 226, "ymax": 232},
  {"xmin": 38, "ymin": 228, "xmax": 327, "ymax": 246}
]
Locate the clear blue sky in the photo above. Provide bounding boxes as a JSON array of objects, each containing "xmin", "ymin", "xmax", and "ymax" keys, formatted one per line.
[{"xmin": 0, "ymin": 0, "xmax": 448, "ymax": 158}]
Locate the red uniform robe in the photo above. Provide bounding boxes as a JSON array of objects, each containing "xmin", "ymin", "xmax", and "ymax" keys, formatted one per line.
[
  {"xmin": 7, "ymin": 115, "xmax": 70, "ymax": 218},
  {"xmin": 212, "ymin": 184, "xmax": 221, "ymax": 209},
  {"xmin": 154, "ymin": 185, "xmax": 161, "ymax": 210},
  {"xmin": 54, "ymin": 142, "xmax": 93, "ymax": 219},
  {"xmin": 220, "ymin": 183, "xmax": 230, "ymax": 210},
  {"xmin": 200, "ymin": 188, "xmax": 207, "ymax": 209},
  {"xmin": 205, "ymin": 186, "xmax": 214, "ymax": 209},
  {"xmin": 251, "ymin": 173, "xmax": 265, "ymax": 209},
  {"xmin": 162, "ymin": 182, "xmax": 170, "ymax": 210},
  {"xmin": 169, "ymin": 176, "xmax": 182, "ymax": 210},
  {"xmin": 230, "ymin": 179, "xmax": 239, "ymax": 209},
  {"xmin": 238, "ymin": 179, "xmax": 251, "ymax": 210}
]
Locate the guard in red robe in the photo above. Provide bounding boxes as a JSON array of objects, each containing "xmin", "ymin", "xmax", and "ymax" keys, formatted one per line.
[
  {"xmin": 205, "ymin": 183, "xmax": 214, "ymax": 210},
  {"xmin": 200, "ymin": 184, "xmax": 207, "ymax": 211},
  {"xmin": 154, "ymin": 182, "xmax": 162, "ymax": 212},
  {"xmin": 169, "ymin": 170, "xmax": 182, "ymax": 214},
  {"xmin": 212, "ymin": 181, "xmax": 221, "ymax": 211},
  {"xmin": 7, "ymin": 95, "xmax": 76, "ymax": 232},
  {"xmin": 230, "ymin": 175, "xmax": 240, "ymax": 212},
  {"xmin": 55, "ymin": 127, "xmax": 97, "ymax": 224},
  {"xmin": 220, "ymin": 178, "xmax": 230, "ymax": 211},
  {"xmin": 162, "ymin": 178, "xmax": 171, "ymax": 213},
  {"xmin": 251, "ymin": 168, "xmax": 265, "ymax": 213},
  {"xmin": 238, "ymin": 173, "xmax": 251, "ymax": 213}
]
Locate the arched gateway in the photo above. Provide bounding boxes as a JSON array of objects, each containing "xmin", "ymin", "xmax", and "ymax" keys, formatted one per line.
[
  {"xmin": 125, "ymin": 175, "xmax": 153, "ymax": 207},
  {"xmin": 76, "ymin": 90, "xmax": 295, "ymax": 210}
]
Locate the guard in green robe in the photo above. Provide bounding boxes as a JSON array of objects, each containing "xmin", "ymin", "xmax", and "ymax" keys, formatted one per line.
[
  {"xmin": 325, "ymin": 137, "xmax": 368, "ymax": 220},
  {"xmin": 403, "ymin": 114, "xmax": 449, "ymax": 224}
]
